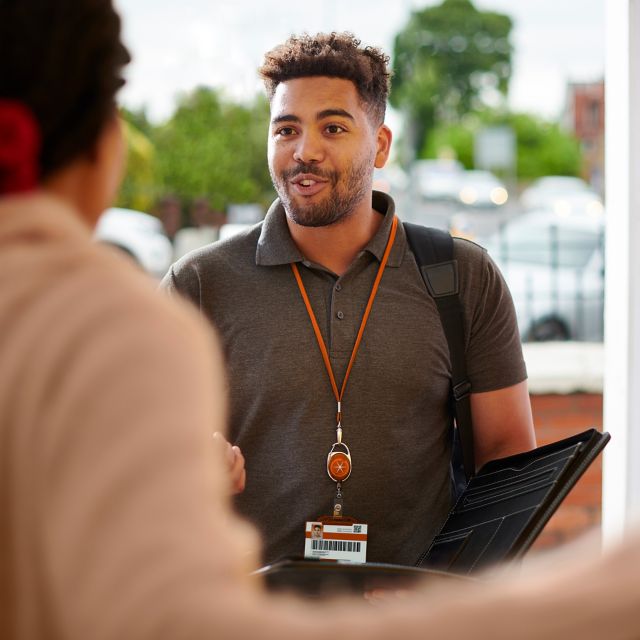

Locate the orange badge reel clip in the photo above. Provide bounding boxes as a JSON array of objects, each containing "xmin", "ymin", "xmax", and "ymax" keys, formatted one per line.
[
  {"xmin": 327, "ymin": 442, "xmax": 352, "ymax": 483},
  {"xmin": 327, "ymin": 426, "xmax": 351, "ymax": 518}
]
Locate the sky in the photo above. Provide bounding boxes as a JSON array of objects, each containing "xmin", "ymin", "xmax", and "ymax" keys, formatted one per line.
[{"xmin": 113, "ymin": 0, "xmax": 604, "ymax": 125}]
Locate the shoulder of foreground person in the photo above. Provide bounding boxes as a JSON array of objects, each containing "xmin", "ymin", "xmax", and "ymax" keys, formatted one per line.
[
  {"xmin": 46, "ymin": 239, "xmax": 230, "ymax": 469},
  {"xmin": 9, "ymin": 244, "xmax": 265, "ymax": 639}
]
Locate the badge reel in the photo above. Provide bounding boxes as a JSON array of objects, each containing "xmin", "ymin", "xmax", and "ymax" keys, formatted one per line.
[
  {"xmin": 327, "ymin": 427, "xmax": 351, "ymax": 516},
  {"xmin": 327, "ymin": 441, "xmax": 351, "ymax": 483}
]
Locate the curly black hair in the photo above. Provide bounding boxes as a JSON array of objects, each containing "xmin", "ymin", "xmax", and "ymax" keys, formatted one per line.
[
  {"xmin": 0, "ymin": 0, "xmax": 130, "ymax": 179},
  {"xmin": 258, "ymin": 32, "xmax": 391, "ymax": 125}
]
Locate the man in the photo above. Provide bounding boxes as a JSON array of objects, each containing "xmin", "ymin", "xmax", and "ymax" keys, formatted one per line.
[{"xmin": 162, "ymin": 32, "xmax": 536, "ymax": 566}]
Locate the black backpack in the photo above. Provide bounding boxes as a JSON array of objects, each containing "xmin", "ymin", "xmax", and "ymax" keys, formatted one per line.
[{"xmin": 403, "ymin": 222, "xmax": 474, "ymax": 494}]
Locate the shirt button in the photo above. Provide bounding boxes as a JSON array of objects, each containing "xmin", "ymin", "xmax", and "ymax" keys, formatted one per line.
[
  {"xmin": 337, "ymin": 310, "xmax": 345, "ymax": 320},
  {"xmin": 335, "ymin": 283, "xmax": 342, "ymax": 291}
]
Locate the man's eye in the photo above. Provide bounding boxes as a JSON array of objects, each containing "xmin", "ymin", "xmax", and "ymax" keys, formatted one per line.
[
  {"xmin": 276, "ymin": 126, "xmax": 296, "ymax": 136},
  {"xmin": 325, "ymin": 124, "xmax": 345, "ymax": 134}
]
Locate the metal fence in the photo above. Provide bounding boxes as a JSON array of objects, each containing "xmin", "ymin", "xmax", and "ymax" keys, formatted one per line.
[{"xmin": 490, "ymin": 223, "xmax": 605, "ymax": 342}]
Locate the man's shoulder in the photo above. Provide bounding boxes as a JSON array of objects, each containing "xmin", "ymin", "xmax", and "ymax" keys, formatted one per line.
[
  {"xmin": 161, "ymin": 222, "xmax": 265, "ymax": 299},
  {"xmin": 448, "ymin": 235, "xmax": 491, "ymax": 286},
  {"xmin": 172, "ymin": 222, "xmax": 263, "ymax": 274},
  {"xmin": 402, "ymin": 227, "xmax": 488, "ymax": 282},
  {"xmin": 402, "ymin": 224, "xmax": 486, "ymax": 263},
  {"xmin": 452, "ymin": 235, "xmax": 488, "ymax": 262}
]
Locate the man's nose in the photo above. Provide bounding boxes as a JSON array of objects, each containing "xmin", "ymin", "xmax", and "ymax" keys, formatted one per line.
[{"xmin": 292, "ymin": 131, "xmax": 324, "ymax": 164}]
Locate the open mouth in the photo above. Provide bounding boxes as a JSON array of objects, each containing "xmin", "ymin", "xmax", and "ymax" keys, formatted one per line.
[{"xmin": 290, "ymin": 173, "xmax": 329, "ymax": 196}]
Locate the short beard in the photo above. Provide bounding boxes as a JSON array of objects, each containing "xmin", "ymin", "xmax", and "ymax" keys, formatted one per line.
[{"xmin": 271, "ymin": 157, "xmax": 373, "ymax": 228}]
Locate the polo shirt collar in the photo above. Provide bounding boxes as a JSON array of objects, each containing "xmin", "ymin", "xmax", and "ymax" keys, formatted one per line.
[
  {"xmin": 256, "ymin": 190, "xmax": 403, "ymax": 268},
  {"xmin": 255, "ymin": 198, "xmax": 303, "ymax": 266}
]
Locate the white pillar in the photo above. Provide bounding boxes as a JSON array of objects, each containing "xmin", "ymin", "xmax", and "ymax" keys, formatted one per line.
[{"xmin": 602, "ymin": 0, "xmax": 640, "ymax": 544}]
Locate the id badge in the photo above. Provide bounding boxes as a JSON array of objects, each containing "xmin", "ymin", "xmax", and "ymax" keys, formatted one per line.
[{"xmin": 304, "ymin": 518, "xmax": 368, "ymax": 564}]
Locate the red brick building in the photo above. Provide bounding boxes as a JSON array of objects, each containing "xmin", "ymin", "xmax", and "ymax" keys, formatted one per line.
[
  {"xmin": 522, "ymin": 343, "xmax": 604, "ymax": 553},
  {"xmin": 564, "ymin": 80, "xmax": 605, "ymax": 195}
]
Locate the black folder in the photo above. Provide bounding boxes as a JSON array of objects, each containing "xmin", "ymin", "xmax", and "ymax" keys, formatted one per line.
[
  {"xmin": 417, "ymin": 428, "xmax": 610, "ymax": 573},
  {"xmin": 257, "ymin": 428, "xmax": 609, "ymax": 594}
]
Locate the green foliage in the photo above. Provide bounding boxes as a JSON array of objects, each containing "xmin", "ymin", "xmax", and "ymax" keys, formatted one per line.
[
  {"xmin": 508, "ymin": 113, "xmax": 582, "ymax": 179},
  {"xmin": 391, "ymin": 0, "xmax": 513, "ymax": 157},
  {"xmin": 154, "ymin": 88, "xmax": 273, "ymax": 210},
  {"xmin": 115, "ymin": 118, "xmax": 156, "ymax": 212},
  {"xmin": 422, "ymin": 110, "xmax": 583, "ymax": 179},
  {"xmin": 422, "ymin": 117, "xmax": 475, "ymax": 168},
  {"xmin": 121, "ymin": 107, "xmax": 154, "ymax": 138},
  {"xmin": 116, "ymin": 88, "xmax": 274, "ymax": 214}
]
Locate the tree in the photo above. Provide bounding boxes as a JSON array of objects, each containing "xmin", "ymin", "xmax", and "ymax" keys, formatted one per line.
[
  {"xmin": 391, "ymin": 0, "xmax": 513, "ymax": 159},
  {"xmin": 509, "ymin": 113, "xmax": 583, "ymax": 180},
  {"xmin": 153, "ymin": 87, "xmax": 273, "ymax": 211},
  {"xmin": 422, "ymin": 111, "xmax": 583, "ymax": 180},
  {"xmin": 121, "ymin": 106, "xmax": 154, "ymax": 138}
]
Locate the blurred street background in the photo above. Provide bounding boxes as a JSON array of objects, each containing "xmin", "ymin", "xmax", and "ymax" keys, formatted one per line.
[{"xmin": 105, "ymin": 0, "xmax": 605, "ymax": 346}]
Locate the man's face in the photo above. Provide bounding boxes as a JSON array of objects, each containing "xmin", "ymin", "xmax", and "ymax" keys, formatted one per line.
[{"xmin": 267, "ymin": 76, "xmax": 391, "ymax": 228}]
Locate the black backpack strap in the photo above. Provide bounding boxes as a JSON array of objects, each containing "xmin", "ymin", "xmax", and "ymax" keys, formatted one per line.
[{"xmin": 403, "ymin": 222, "xmax": 475, "ymax": 480}]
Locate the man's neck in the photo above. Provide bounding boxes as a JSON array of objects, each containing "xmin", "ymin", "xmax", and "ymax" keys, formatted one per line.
[{"xmin": 286, "ymin": 205, "xmax": 384, "ymax": 276}]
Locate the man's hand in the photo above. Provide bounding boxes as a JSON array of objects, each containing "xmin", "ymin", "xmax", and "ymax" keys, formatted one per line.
[{"xmin": 213, "ymin": 432, "xmax": 246, "ymax": 494}]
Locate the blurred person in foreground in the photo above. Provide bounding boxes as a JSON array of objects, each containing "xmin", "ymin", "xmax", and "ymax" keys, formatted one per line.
[{"xmin": 1, "ymin": 2, "xmax": 640, "ymax": 639}]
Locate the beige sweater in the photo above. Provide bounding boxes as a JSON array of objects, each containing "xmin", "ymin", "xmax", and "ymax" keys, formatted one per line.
[{"xmin": 1, "ymin": 193, "xmax": 639, "ymax": 640}]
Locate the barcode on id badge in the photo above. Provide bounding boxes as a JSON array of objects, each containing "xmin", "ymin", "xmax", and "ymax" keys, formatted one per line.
[
  {"xmin": 311, "ymin": 539, "xmax": 361, "ymax": 552},
  {"xmin": 304, "ymin": 521, "xmax": 368, "ymax": 563}
]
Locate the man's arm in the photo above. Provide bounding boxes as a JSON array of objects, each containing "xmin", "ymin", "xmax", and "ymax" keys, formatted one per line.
[
  {"xmin": 453, "ymin": 239, "xmax": 536, "ymax": 470},
  {"xmin": 470, "ymin": 379, "xmax": 536, "ymax": 470}
]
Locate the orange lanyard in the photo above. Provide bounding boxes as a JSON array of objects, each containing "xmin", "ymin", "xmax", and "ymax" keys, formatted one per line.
[{"xmin": 290, "ymin": 215, "xmax": 398, "ymax": 426}]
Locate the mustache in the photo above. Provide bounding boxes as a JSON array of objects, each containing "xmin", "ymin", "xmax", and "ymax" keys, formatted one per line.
[{"xmin": 281, "ymin": 165, "xmax": 337, "ymax": 182}]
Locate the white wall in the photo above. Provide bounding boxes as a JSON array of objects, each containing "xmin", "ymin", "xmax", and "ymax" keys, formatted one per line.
[{"xmin": 602, "ymin": 0, "xmax": 640, "ymax": 543}]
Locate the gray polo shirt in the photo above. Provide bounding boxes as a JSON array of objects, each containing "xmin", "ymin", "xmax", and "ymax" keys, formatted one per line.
[{"xmin": 162, "ymin": 191, "xmax": 526, "ymax": 566}]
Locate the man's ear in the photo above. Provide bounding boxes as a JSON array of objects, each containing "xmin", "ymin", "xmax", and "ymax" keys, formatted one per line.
[{"xmin": 374, "ymin": 124, "xmax": 392, "ymax": 169}]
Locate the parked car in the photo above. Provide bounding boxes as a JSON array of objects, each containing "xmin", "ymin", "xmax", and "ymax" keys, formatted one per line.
[
  {"xmin": 520, "ymin": 175, "xmax": 602, "ymax": 217},
  {"xmin": 483, "ymin": 209, "xmax": 605, "ymax": 342},
  {"xmin": 94, "ymin": 207, "xmax": 173, "ymax": 279},
  {"xmin": 456, "ymin": 170, "xmax": 509, "ymax": 208},
  {"xmin": 411, "ymin": 158, "xmax": 464, "ymax": 202}
]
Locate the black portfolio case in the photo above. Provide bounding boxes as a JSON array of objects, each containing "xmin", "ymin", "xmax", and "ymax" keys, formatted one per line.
[
  {"xmin": 257, "ymin": 428, "xmax": 609, "ymax": 595},
  {"xmin": 418, "ymin": 428, "xmax": 610, "ymax": 573}
]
